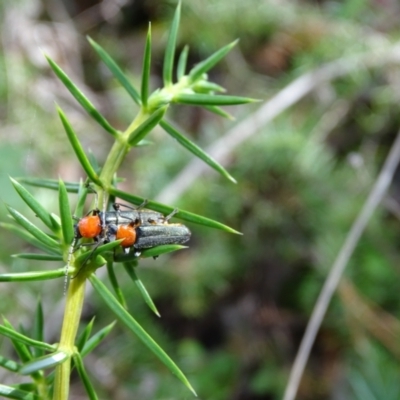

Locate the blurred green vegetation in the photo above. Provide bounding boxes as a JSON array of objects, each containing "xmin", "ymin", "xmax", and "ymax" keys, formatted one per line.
[{"xmin": 1, "ymin": 0, "xmax": 400, "ymax": 399}]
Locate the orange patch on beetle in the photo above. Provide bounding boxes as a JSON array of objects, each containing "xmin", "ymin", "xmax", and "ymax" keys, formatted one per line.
[
  {"xmin": 116, "ymin": 224, "xmax": 137, "ymax": 247},
  {"xmin": 78, "ymin": 215, "xmax": 102, "ymax": 238}
]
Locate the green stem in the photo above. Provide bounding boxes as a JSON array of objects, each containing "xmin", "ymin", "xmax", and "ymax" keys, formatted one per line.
[
  {"xmin": 99, "ymin": 138, "xmax": 130, "ymax": 189},
  {"xmin": 53, "ymin": 271, "xmax": 86, "ymax": 400},
  {"xmin": 53, "ymin": 98, "xmax": 169, "ymax": 398},
  {"xmin": 98, "ymin": 109, "xmax": 149, "ymax": 203}
]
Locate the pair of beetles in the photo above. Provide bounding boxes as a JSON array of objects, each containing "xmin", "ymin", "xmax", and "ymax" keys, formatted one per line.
[{"xmin": 73, "ymin": 202, "xmax": 191, "ymax": 261}]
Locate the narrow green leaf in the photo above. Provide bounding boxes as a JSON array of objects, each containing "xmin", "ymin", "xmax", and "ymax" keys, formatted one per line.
[
  {"xmin": 76, "ymin": 318, "xmax": 95, "ymax": 353},
  {"xmin": 0, "ymin": 268, "xmax": 65, "ymax": 282},
  {"xmin": 114, "ymin": 244, "xmax": 187, "ymax": 262},
  {"xmin": 32, "ymin": 300, "xmax": 44, "ymax": 358},
  {"xmin": 46, "ymin": 55, "xmax": 119, "ymax": 137},
  {"xmin": 81, "ymin": 321, "xmax": 116, "ymax": 358},
  {"xmin": 2, "ymin": 320, "xmax": 34, "ymax": 366},
  {"xmin": 163, "ymin": 1, "xmax": 181, "ymax": 86},
  {"xmin": 88, "ymin": 37, "xmax": 141, "ymax": 105},
  {"xmin": 174, "ymin": 93, "xmax": 260, "ymax": 106},
  {"xmin": 107, "ymin": 260, "xmax": 127, "ymax": 308},
  {"xmin": 89, "ymin": 274, "xmax": 196, "ymax": 396},
  {"xmin": 0, "ymin": 323, "xmax": 53, "ymax": 351},
  {"xmin": 127, "ymin": 107, "xmax": 167, "ymax": 146},
  {"xmin": 193, "ymin": 80, "xmax": 226, "ymax": 93},
  {"xmin": 11, "ymin": 384, "xmax": 37, "ymax": 392},
  {"xmin": 51, "ymin": 213, "xmax": 61, "ymax": 227},
  {"xmin": 108, "ymin": 187, "xmax": 242, "ymax": 234},
  {"xmin": 74, "ymin": 180, "xmax": 91, "ymax": 217},
  {"xmin": 203, "ymin": 105, "xmax": 234, "ymax": 119},
  {"xmin": 58, "ymin": 179, "xmax": 75, "ymax": 246},
  {"xmin": 91, "ymin": 240, "xmax": 122, "ymax": 258},
  {"xmin": 4, "ymin": 220, "xmax": 60, "ymax": 255},
  {"xmin": 123, "ymin": 263, "xmax": 160, "ymax": 316},
  {"xmin": 20, "ymin": 351, "xmax": 69, "ymax": 375},
  {"xmin": 160, "ymin": 120, "xmax": 237, "ymax": 183},
  {"xmin": 0, "ymin": 384, "xmax": 38, "ymax": 400},
  {"xmin": 0, "ymin": 356, "xmax": 20, "ymax": 372},
  {"xmin": 18, "ymin": 324, "xmax": 28, "ymax": 338},
  {"xmin": 135, "ymin": 139, "xmax": 153, "ymax": 147},
  {"xmin": 189, "ymin": 39, "xmax": 238, "ymax": 82},
  {"xmin": 16, "ymin": 177, "xmax": 80, "ymax": 193},
  {"xmin": 57, "ymin": 108, "xmax": 103, "ymax": 186},
  {"xmin": 177, "ymin": 45, "xmax": 189, "ymax": 81},
  {"xmin": 141, "ymin": 23, "xmax": 152, "ymax": 108},
  {"xmin": 73, "ymin": 353, "xmax": 99, "ymax": 400},
  {"xmin": 87, "ymin": 150, "xmax": 101, "ymax": 175},
  {"xmin": 12, "ymin": 253, "xmax": 63, "ymax": 261},
  {"xmin": 10, "ymin": 178, "xmax": 59, "ymax": 232},
  {"xmin": 0, "ymin": 223, "xmax": 61, "ymax": 255},
  {"xmin": 6, "ymin": 206, "xmax": 61, "ymax": 250},
  {"xmin": 75, "ymin": 240, "xmax": 122, "ymax": 265}
]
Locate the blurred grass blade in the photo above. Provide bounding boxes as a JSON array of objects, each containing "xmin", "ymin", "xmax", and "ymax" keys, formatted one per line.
[
  {"xmin": 177, "ymin": 45, "xmax": 189, "ymax": 81},
  {"xmin": 127, "ymin": 107, "xmax": 166, "ymax": 146},
  {"xmin": 0, "ymin": 356, "xmax": 20, "ymax": 372},
  {"xmin": 88, "ymin": 37, "xmax": 141, "ymax": 105},
  {"xmin": 189, "ymin": 39, "xmax": 238, "ymax": 82},
  {"xmin": 57, "ymin": 108, "xmax": 103, "ymax": 187},
  {"xmin": 0, "ymin": 223, "xmax": 61, "ymax": 255},
  {"xmin": 0, "ymin": 384, "xmax": 38, "ymax": 400},
  {"xmin": 160, "ymin": 120, "xmax": 237, "ymax": 183},
  {"xmin": 77, "ymin": 318, "xmax": 95, "ymax": 352},
  {"xmin": 81, "ymin": 322, "xmax": 116, "ymax": 358},
  {"xmin": 73, "ymin": 353, "xmax": 98, "ymax": 400},
  {"xmin": 89, "ymin": 274, "xmax": 196, "ymax": 396},
  {"xmin": 32, "ymin": 301, "xmax": 44, "ymax": 358},
  {"xmin": 204, "ymin": 105, "xmax": 234, "ymax": 119},
  {"xmin": 114, "ymin": 244, "xmax": 187, "ymax": 263},
  {"xmin": 174, "ymin": 93, "xmax": 260, "ymax": 106},
  {"xmin": 163, "ymin": 1, "xmax": 181, "ymax": 86},
  {"xmin": 46, "ymin": 56, "xmax": 119, "ymax": 137},
  {"xmin": 107, "ymin": 260, "xmax": 127, "ymax": 308},
  {"xmin": 10, "ymin": 177, "xmax": 59, "ymax": 232},
  {"xmin": 12, "ymin": 253, "xmax": 63, "ymax": 261},
  {"xmin": 20, "ymin": 351, "xmax": 69, "ymax": 375},
  {"xmin": 108, "ymin": 187, "xmax": 242, "ymax": 234},
  {"xmin": 16, "ymin": 177, "xmax": 79, "ymax": 193},
  {"xmin": 141, "ymin": 23, "xmax": 152, "ymax": 108},
  {"xmin": 0, "ymin": 324, "xmax": 54, "ymax": 352},
  {"xmin": 58, "ymin": 179, "xmax": 74, "ymax": 246},
  {"xmin": 6, "ymin": 206, "xmax": 61, "ymax": 250},
  {"xmin": 0, "ymin": 268, "xmax": 65, "ymax": 282},
  {"xmin": 123, "ymin": 263, "xmax": 160, "ymax": 317}
]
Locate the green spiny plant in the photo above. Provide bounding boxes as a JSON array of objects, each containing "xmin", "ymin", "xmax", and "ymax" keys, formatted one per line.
[{"xmin": 0, "ymin": 3, "xmax": 256, "ymax": 400}]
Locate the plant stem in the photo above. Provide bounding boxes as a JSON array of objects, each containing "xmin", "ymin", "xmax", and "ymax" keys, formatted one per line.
[
  {"xmin": 53, "ymin": 271, "xmax": 87, "ymax": 400},
  {"xmin": 53, "ymin": 105, "xmax": 162, "ymax": 398},
  {"xmin": 99, "ymin": 109, "xmax": 148, "ymax": 200}
]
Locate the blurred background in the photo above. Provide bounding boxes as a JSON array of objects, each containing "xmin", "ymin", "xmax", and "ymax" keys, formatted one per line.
[{"xmin": 1, "ymin": 0, "xmax": 400, "ymax": 399}]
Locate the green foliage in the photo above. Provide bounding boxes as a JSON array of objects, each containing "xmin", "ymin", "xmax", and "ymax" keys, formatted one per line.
[
  {"xmin": 2, "ymin": 1, "xmax": 400, "ymax": 399},
  {"xmin": 348, "ymin": 344, "xmax": 400, "ymax": 400},
  {"xmin": 0, "ymin": 3, "xmax": 250, "ymax": 399}
]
